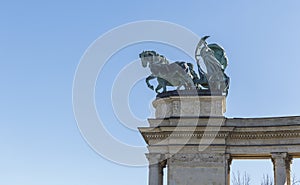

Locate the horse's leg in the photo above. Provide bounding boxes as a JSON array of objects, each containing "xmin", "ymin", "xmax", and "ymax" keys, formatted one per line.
[
  {"xmin": 162, "ymin": 82, "xmax": 167, "ymax": 92},
  {"xmin": 155, "ymin": 84, "xmax": 163, "ymax": 93},
  {"xmin": 157, "ymin": 78, "xmax": 167, "ymax": 93},
  {"xmin": 146, "ymin": 75, "xmax": 156, "ymax": 90}
]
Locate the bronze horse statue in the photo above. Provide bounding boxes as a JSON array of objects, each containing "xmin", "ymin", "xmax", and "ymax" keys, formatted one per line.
[
  {"xmin": 139, "ymin": 37, "xmax": 230, "ymax": 95},
  {"xmin": 139, "ymin": 51, "xmax": 197, "ymax": 93}
]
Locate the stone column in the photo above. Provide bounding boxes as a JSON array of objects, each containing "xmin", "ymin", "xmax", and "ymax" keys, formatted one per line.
[
  {"xmin": 271, "ymin": 152, "xmax": 292, "ymax": 185},
  {"xmin": 146, "ymin": 153, "xmax": 165, "ymax": 185},
  {"xmin": 225, "ymin": 154, "xmax": 232, "ymax": 185}
]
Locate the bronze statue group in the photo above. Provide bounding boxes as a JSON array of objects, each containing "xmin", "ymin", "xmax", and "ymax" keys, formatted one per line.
[{"xmin": 139, "ymin": 36, "xmax": 230, "ymax": 95}]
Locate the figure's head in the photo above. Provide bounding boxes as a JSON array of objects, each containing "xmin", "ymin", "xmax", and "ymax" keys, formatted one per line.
[{"xmin": 139, "ymin": 51, "xmax": 158, "ymax": 67}]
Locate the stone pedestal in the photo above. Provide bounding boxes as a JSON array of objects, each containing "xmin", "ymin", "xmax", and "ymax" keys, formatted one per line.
[
  {"xmin": 140, "ymin": 92, "xmax": 228, "ymax": 185},
  {"xmin": 152, "ymin": 94, "xmax": 226, "ymax": 118}
]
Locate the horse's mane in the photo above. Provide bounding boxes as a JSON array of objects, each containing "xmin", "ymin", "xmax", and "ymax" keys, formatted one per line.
[{"xmin": 140, "ymin": 50, "xmax": 169, "ymax": 64}]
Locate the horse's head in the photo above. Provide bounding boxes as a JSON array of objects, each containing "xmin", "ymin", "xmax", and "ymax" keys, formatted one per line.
[{"xmin": 139, "ymin": 50, "xmax": 158, "ymax": 68}]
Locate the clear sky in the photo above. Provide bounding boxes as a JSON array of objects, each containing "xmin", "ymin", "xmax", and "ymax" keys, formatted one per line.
[{"xmin": 1, "ymin": 0, "xmax": 300, "ymax": 185}]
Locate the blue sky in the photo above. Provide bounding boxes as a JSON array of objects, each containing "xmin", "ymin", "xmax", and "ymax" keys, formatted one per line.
[{"xmin": 1, "ymin": 0, "xmax": 300, "ymax": 185}]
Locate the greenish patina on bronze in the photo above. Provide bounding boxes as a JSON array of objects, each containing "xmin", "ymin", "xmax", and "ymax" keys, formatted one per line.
[{"xmin": 139, "ymin": 36, "xmax": 230, "ymax": 95}]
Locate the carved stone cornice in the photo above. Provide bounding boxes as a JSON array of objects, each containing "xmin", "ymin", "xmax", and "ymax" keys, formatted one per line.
[
  {"xmin": 139, "ymin": 125, "xmax": 300, "ymax": 147},
  {"xmin": 140, "ymin": 128, "xmax": 300, "ymax": 143},
  {"xmin": 229, "ymin": 130, "xmax": 300, "ymax": 140},
  {"xmin": 143, "ymin": 131, "xmax": 230, "ymax": 139}
]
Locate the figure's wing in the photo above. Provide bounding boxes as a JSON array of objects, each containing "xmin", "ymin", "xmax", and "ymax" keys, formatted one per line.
[{"xmin": 207, "ymin": 43, "xmax": 228, "ymax": 70}]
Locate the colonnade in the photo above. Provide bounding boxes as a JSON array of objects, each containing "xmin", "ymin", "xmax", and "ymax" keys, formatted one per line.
[{"xmin": 147, "ymin": 152, "xmax": 294, "ymax": 185}]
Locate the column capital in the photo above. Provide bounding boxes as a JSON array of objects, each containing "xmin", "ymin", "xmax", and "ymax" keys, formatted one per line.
[
  {"xmin": 225, "ymin": 153, "xmax": 232, "ymax": 170},
  {"xmin": 146, "ymin": 153, "xmax": 165, "ymax": 165},
  {"xmin": 225, "ymin": 153, "xmax": 232, "ymax": 185},
  {"xmin": 147, "ymin": 153, "xmax": 165, "ymax": 185},
  {"xmin": 225, "ymin": 153, "xmax": 232, "ymax": 162},
  {"xmin": 271, "ymin": 152, "xmax": 288, "ymax": 159},
  {"xmin": 271, "ymin": 152, "xmax": 292, "ymax": 166}
]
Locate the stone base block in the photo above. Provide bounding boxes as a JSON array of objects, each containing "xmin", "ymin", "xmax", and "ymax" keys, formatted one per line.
[{"xmin": 152, "ymin": 95, "xmax": 226, "ymax": 118}]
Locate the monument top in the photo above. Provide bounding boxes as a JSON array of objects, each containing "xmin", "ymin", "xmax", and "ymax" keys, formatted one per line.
[{"xmin": 139, "ymin": 36, "xmax": 230, "ymax": 96}]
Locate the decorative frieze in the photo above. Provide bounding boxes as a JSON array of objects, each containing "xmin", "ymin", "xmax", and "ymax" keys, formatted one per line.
[
  {"xmin": 169, "ymin": 153, "xmax": 225, "ymax": 165},
  {"xmin": 141, "ymin": 129, "xmax": 300, "ymax": 143}
]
